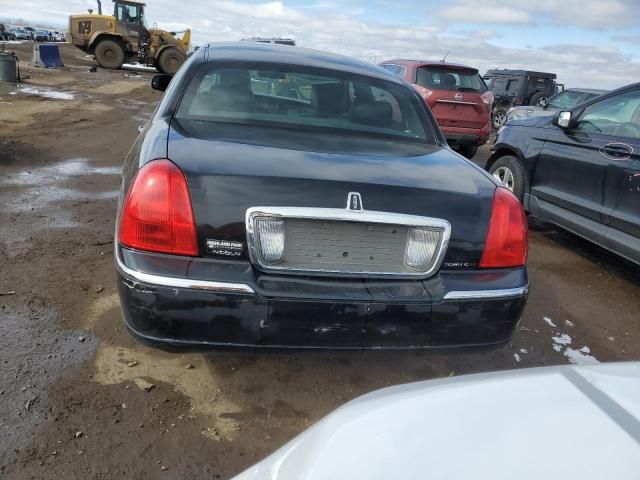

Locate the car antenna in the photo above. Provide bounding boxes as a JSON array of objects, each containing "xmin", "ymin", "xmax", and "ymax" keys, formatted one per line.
[{"xmin": 441, "ymin": 51, "xmax": 450, "ymax": 63}]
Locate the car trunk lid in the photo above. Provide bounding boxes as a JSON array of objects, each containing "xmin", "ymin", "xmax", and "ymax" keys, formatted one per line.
[{"xmin": 167, "ymin": 119, "xmax": 497, "ymax": 270}]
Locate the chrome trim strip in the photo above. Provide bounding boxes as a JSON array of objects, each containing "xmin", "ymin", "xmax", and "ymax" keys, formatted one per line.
[
  {"xmin": 115, "ymin": 251, "xmax": 256, "ymax": 294},
  {"xmin": 436, "ymin": 99, "xmax": 477, "ymax": 106},
  {"xmin": 245, "ymin": 206, "xmax": 451, "ymax": 279},
  {"xmin": 443, "ymin": 286, "xmax": 529, "ymax": 300}
]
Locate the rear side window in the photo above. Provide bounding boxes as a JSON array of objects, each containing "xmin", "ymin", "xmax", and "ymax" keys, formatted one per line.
[
  {"xmin": 380, "ymin": 64, "xmax": 407, "ymax": 79},
  {"xmin": 176, "ymin": 62, "xmax": 435, "ymax": 144},
  {"xmin": 416, "ymin": 67, "xmax": 487, "ymax": 93}
]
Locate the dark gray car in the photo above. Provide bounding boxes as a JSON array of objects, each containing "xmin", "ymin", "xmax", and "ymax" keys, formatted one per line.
[
  {"xmin": 507, "ymin": 88, "xmax": 606, "ymax": 122},
  {"xmin": 487, "ymin": 82, "xmax": 640, "ymax": 265}
]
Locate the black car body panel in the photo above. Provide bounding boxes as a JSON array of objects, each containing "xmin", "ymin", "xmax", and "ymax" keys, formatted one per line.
[
  {"xmin": 117, "ymin": 246, "xmax": 527, "ymax": 349},
  {"xmin": 116, "ymin": 43, "xmax": 529, "ymax": 350},
  {"xmin": 167, "ymin": 119, "xmax": 496, "ymax": 269},
  {"xmin": 489, "ymin": 82, "xmax": 640, "ymax": 265}
]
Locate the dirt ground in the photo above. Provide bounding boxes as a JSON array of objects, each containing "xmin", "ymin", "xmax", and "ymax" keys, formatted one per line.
[{"xmin": 1, "ymin": 42, "xmax": 639, "ymax": 480}]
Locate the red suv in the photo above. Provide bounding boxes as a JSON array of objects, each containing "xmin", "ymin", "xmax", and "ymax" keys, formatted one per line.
[{"xmin": 380, "ymin": 60, "xmax": 493, "ymax": 158}]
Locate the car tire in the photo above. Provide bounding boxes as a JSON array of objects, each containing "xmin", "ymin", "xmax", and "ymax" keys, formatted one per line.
[
  {"xmin": 94, "ymin": 39, "xmax": 125, "ymax": 70},
  {"xmin": 492, "ymin": 107, "xmax": 508, "ymax": 129},
  {"xmin": 457, "ymin": 144, "xmax": 478, "ymax": 159},
  {"xmin": 157, "ymin": 47, "xmax": 186, "ymax": 75},
  {"xmin": 529, "ymin": 92, "xmax": 548, "ymax": 107},
  {"xmin": 488, "ymin": 155, "xmax": 527, "ymax": 202}
]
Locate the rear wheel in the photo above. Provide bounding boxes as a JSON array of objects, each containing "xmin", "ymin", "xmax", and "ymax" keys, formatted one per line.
[
  {"xmin": 492, "ymin": 107, "xmax": 508, "ymax": 129},
  {"xmin": 157, "ymin": 47, "xmax": 186, "ymax": 75},
  {"xmin": 94, "ymin": 39, "xmax": 125, "ymax": 70},
  {"xmin": 488, "ymin": 155, "xmax": 527, "ymax": 202}
]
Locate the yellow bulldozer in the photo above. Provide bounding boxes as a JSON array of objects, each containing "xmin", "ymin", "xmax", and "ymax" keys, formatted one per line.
[{"xmin": 69, "ymin": 0, "xmax": 190, "ymax": 74}]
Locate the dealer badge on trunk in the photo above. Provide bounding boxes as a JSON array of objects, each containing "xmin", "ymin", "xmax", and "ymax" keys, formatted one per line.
[{"xmin": 206, "ymin": 239, "xmax": 244, "ymax": 257}]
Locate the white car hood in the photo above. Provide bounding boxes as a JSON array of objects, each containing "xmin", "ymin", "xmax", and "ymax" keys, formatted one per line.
[{"xmin": 234, "ymin": 363, "xmax": 640, "ymax": 480}]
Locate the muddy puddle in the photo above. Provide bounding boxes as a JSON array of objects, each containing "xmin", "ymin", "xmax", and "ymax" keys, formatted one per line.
[{"xmin": 0, "ymin": 159, "xmax": 121, "ymax": 250}]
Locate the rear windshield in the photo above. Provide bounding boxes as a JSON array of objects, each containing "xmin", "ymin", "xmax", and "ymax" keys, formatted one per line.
[
  {"xmin": 175, "ymin": 62, "xmax": 435, "ymax": 145},
  {"xmin": 416, "ymin": 66, "xmax": 487, "ymax": 93}
]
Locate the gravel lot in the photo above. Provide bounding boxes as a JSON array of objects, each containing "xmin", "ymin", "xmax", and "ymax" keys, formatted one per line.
[{"xmin": 1, "ymin": 42, "xmax": 639, "ymax": 479}]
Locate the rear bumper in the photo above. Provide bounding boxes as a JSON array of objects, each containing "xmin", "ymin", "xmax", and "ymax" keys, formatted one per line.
[
  {"xmin": 442, "ymin": 125, "xmax": 491, "ymax": 146},
  {"xmin": 116, "ymin": 247, "xmax": 528, "ymax": 350}
]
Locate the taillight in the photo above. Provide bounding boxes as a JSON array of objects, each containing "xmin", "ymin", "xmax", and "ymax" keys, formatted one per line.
[
  {"xmin": 413, "ymin": 84, "xmax": 433, "ymax": 101},
  {"xmin": 479, "ymin": 187, "xmax": 528, "ymax": 268},
  {"xmin": 480, "ymin": 91, "xmax": 494, "ymax": 105},
  {"xmin": 118, "ymin": 159, "xmax": 198, "ymax": 256}
]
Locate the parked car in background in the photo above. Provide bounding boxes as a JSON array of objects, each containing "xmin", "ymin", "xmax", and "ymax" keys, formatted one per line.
[
  {"xmin": 12, "ymin": 28, "xmax": 32, "ymax": 40},
  {"xmin": 52, "ymin": 31, "xmax": 66, "ymax": 42},
  {"xmin": 485, "ymin": 69, "xmax": 562, "ymax": 129},
  {"xmin": 0, "ymin": 24, "xmax": 15, "ymax": 41},
  {"xmin": 380, "ymin": 60, "xmax": 493, "ymax": 159},
  {"xmin": 507, "ymin": 87, "xmax": 606, "ymax": 122},
  {"xmin": 34, "ymin": 30, "xmax": 50, "ymax": 42},
  {"xmin": 115, "ymin": 43, "xmax": 528, "ymax": 351},
  {"xmin": 488, "ymin": 82, "xmax": 640, "ymax": 264},
  {"xmin": 234, "ymin": 362, "xmax": 640, "ymax": 480}
]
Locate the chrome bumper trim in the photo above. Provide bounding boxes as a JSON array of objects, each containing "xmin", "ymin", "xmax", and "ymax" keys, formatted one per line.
[
  {"xmin": 443, "ymin": 285, "xmax": 529, "ymax": 301},
  {"xmin": 115, "ymin": 252, "xmax": 256, "ymax": 295}
]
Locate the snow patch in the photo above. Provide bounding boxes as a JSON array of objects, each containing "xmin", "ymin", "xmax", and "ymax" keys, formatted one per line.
[
  {"xmin": 513, "ymin": 353, "xmax": 520, "ymax": 363},
  {"xmin": 552, "ymin": 334, "xmax": 572, "ymax": 346},
  {"xmin": 564, "ymin": 347, "xmax": 600, "ymax": 365},
  {"xmin": 122, "ymin": 63, "xmax": 158, "ymax": 73},
  {"xmin": 551, "ymin": 333, "xmax": 599, "ymax": 365},
  {"xmin": 519, "ymin": 348, "xmax": 528, "ymax": 354},
  {"xmin": 564, "ymin": 320, "xmax": 574, "ymax": 327},
  {"xmin": 19, "ymin": 86, "xmax": 74, "ymax": 100},
  {"xmin": 543, "ymin": 317, "xmax": 557, "ymax": 327}
]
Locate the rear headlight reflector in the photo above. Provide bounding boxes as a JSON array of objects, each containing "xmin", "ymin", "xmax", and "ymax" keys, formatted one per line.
[
  {"xmin": 256, "ymin": 218, "xmax": 285, "ymax": 263},
  {"xmin": 404, "ymin": 228, "xmax": 441, "ymax": 271},
  {"xmin": 118, "ymin": 159, "xmax": 198, "ymax": 256},
  {"xmin": 480, "ymin": 187, "xmax": 528, "ymax": 268}
]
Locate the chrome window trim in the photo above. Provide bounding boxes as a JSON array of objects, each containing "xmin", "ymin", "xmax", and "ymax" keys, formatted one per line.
[
  {"xmin": 443, "ymin": 286, "xmax": 528, "ymax": 300},
  {"xmin": 115, "ymin": 248, "xmax": 256, "ymax": 294},
  {"xmin": 245, "ymin": 206, "xmax": 451, "ymax": 279}
]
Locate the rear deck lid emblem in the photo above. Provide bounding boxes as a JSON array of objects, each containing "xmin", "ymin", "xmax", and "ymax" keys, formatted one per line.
[
  {"xmin": 455, "ymin": 93, "xmax": 463, "ymax": 101},
  {"xmin": 347, "ymin": 192, "xmax": 363, "ymax": 212}
]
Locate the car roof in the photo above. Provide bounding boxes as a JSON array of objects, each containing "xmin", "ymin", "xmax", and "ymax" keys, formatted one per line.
[
  {"xmin": 202, "ymin": 42, "xmax": 402, "ymax": 83},
  {"xmin": 381, "ymin": 59, "xmax": 478, "ymax": 71}
]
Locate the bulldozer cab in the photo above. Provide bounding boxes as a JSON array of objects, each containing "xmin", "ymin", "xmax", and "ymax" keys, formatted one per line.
[
  {"xmin": 113, "ymin": 0, "xmax": 149, "ymax": 42},
  {"xmin": 113, "ymin": 1, "xmax": 147, "ymax": 28}
]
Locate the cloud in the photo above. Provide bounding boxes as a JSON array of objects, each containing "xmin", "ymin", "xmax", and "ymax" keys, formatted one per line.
[
  {"xmin": 436, "ymin": 0, "xmax": 640, "ymax": 28},
  {"xmin": 439, "ymin": 6, "xmax": 529, "ymax": 24},
  {"xmin": 0, "ymin": 0, "xmax": 639, "ymax": 90}
]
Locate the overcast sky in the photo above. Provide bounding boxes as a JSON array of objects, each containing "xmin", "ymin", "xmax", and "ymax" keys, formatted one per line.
[{"xmin": 1, "ymin": 0, "xmax": 639, "ymax": 89}]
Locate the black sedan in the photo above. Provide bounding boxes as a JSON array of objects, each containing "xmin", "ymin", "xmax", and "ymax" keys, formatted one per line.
[
  {"xmin": 115, "ymin": 43, "xmax": 528, "ymax": 350},
  {"xmin": 488, "ymin": 82, "xmax": 640, "ymax": 265}
]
